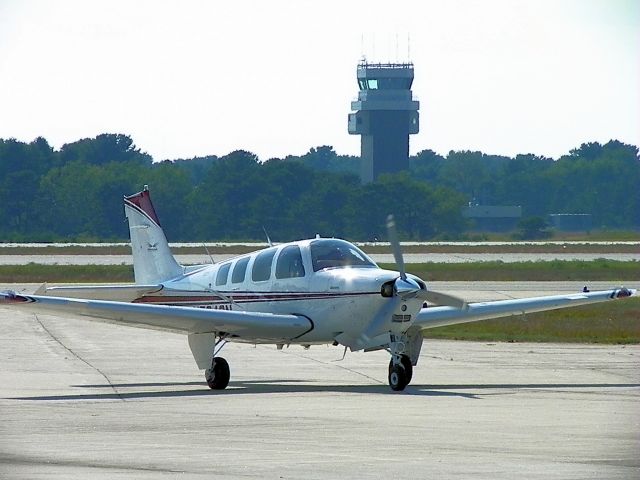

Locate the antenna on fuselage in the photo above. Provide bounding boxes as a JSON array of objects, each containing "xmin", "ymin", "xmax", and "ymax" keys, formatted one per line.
[
  {"xmin": 203, "ymin": 244, "xmax": 215, "ymax": 264},
  {"xmin": 262, "ymin": 227, "xmax": 273, "ymax": 248},
  {"xmin": 331, "ymin": 346, "xmax": 349, "ymax": 362}
]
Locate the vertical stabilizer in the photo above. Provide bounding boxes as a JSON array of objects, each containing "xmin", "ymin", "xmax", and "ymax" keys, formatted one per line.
[{"xmin": 124, "ymin": 186, "xmax": 183, "ymax": 284}]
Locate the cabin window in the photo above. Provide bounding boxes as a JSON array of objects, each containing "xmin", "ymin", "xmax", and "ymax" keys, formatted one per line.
[
  {"xmin": 231, "ymin": 257, "xmax": 250, "ymax": 284},
  {"xmin": 215, "ymin": 263, "xmax": 231, "ymax": 286},
  {"xmin": 251, "ymin": 248, "xmax": 277, "ymax": 282},
  {"xmin": 275, "ymin": 245, "xmax": 306, "ymax": 279},
  {"xmin": 310, "ymin": 239, "xmax": 377, "ymax": 271}
]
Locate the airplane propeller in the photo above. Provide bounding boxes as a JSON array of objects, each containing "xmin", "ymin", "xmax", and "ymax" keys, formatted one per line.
[
  {"xmin": 386, "ymin": 214, "xmax": 466, "ymax": 309},
  {"xmin": 361, "ymin": 295, "xmax": 403, "ymax": 341},
  {"xmin": 386, "ymin": 215, "xmax": 407, "ymax": 281},
  {"xmin": 358, "ymin": 215, "xmax": 467, "ymax": 345}
]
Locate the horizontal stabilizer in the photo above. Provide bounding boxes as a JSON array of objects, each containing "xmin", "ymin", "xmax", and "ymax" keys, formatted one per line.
[{"xmin": 38, "ymin": 284, "xmax": 163, "ymax": 302}]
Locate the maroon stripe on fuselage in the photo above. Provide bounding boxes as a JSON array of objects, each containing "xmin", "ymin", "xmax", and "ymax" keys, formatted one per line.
[{"xmin": 133, "ymin": 291, "xmax": 378, "ymax": 305}]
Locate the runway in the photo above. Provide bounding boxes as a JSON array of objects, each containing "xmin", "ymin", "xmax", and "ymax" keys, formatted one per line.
[
  {"xmin": 1, "ymin": 252, "xmax": 638, "ymax": 265},
  {"xmin": 1, "ymin": 284, "xmax": 639, "ymax": 479}
]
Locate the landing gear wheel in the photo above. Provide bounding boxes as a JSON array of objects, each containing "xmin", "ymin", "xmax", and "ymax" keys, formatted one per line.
[
  {"xmin": 388, "ymin": 355, "xmax": 413, "ymax": 387},
  {"xmin": 388, "ymin": 361, "xmax": 409, "ymax": 391},
  {"xmin": 205, "ymin": 357, "xmax": 230, "ymax": 390},
  {"xmin": 400, "ymin": 354, "xmax": 413, "ymax": 385}
]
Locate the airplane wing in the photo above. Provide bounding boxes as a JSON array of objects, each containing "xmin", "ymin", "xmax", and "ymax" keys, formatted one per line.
[
  {"xmin": 415, "ymin": 287, "xmax": 636, "ymax": 329},
  {"xmin": 0, "ymin": 291, "xmax": 313, "ymax": 342}
]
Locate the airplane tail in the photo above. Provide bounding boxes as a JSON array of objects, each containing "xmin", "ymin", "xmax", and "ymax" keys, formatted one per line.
[{"xmin": 124, "ymin": 186, "xmax": 183, "ymax": 284}]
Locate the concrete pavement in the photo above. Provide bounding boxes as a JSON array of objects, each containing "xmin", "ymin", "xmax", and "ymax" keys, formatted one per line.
[{"xmin": 0, "ymin": 284, "xmax": 639, "ymax": 479}]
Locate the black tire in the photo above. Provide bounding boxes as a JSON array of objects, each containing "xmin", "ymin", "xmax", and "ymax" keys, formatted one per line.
[
  {"xmin": 388, "ymin": 361, "xmax": 409, "ymax": 391},
  {"xmin": 400, "ymin": 354, "xmax": 413, "ymax": 385},
  {"xmin": 205, "ymin": 357, "xmax": 230, "ymax": 390},
  {"xmin": 388, "ymin": 355, "xmax": 413, "ymax": 386}
]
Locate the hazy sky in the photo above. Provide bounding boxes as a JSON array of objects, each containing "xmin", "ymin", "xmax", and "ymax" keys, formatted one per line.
[{"xmin": 0, "ymin": 0, "xmax": 638, "ymax": 161}]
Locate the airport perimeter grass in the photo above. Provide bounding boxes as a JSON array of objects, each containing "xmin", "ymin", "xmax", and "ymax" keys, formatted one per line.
[
  {"xmin": 1, "ymin": 240, "xmax": 639, "ymax": 255},
  {"xmin": 1, "ymin": 260, "xmax": 637, "ymax": 283},
  {"xmin": 0, "ymin": 264, "xmax": 135, "ymax": 283},
  {"xmin": 1, "ymin": 261, "xmax": 637, "ymax": 344},
  {"xmin": 395, "ymin": 260, "xmax": 639, "ymax": 282},
  {"xmin": 422, "ymin": 297, "xmax": 640, "ymax": 344}
]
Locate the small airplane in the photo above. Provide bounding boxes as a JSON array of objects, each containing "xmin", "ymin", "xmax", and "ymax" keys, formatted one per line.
[{"xmin": 0, "ymin": 186, "xmax": 635, "ymax": 391}]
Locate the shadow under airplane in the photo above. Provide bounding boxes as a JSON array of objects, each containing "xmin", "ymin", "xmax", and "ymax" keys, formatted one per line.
[{"xmin": 8, "ymin": 381, "xmax": 640, "ymax": 402}]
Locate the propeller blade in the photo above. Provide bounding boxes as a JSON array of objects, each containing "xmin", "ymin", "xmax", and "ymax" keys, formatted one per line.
[
  {"xmin": 361, "ymin": 295, "xmax": 402, "ymax": 342},
  {"xmin": 386, "ymin": 215, "xmax": 467, "ymax": 309},
  {"xmin": 416, "ymin": 290, "xmax": 467, "ymax": 309},
  {"xmin": 386, "ymin": 214, "xmax": 406, "ymax": 281}
]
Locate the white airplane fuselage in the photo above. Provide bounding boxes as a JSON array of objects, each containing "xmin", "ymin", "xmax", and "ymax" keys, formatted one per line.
[{"xmin": 140, "ymin": 238, "xmax": 425, "ymax": 346}]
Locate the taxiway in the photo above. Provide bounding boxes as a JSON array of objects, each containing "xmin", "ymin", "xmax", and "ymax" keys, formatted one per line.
[{"xmin": 1, "ymin": 283, "xmax": 638, "ymax": 479}]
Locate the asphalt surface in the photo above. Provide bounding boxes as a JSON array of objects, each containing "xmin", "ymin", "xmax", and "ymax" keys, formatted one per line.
[
  {"xmin": 1, "ymin": 283, "xmax": 639, "ymax": 479},
  {"xmin": 1, "ymin": 253, "xmax": 638, "ymax": 265}
]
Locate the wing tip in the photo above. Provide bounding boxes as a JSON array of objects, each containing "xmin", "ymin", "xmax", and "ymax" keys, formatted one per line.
[
  {"xmin": 615, "ymin": 287, "xmax": 635, "ymax": 299},
  {"xmin": 0, "ymin": 291, "xmax": 32, "ymax": 304}
]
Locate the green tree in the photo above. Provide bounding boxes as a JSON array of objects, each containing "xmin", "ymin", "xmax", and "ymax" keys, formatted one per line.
[
  {"xmin": 0, "ymin": 138, "xmax": 55, "ymax": 237},
  {"xmin": 59, "ymin": 133, "xmax": 152, "ymax": 166},
  {"xmin": 1, "ymin": 133, "xmax": 638, "ymax": 241}
]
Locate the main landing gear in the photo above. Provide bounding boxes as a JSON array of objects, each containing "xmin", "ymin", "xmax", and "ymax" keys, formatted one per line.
[
  {"xmin": 205, "ymin": 335, "xmax": 230, "ymax": 390},
  {"xmin": 205, "ymin": 357, "xmax": 230, "ymax": 390}
]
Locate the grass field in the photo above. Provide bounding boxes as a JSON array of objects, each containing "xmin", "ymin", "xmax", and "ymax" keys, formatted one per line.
[
  {"xmin": 384, "ymin": 260, "xmax": 639, "ymax": 281},
  {"xmin": 0, "ymin": 264, "xmax": 134, "ymax": 283},
  {"xmin": 1, "ymin": 260, "xmax": 637, "ymax": 283},
  {"xmin": 0, "ymin": 240, "xmax": 638, "ymax": 255},
  {"xmin": 423, "ymin": 297, "xmax": 640, "ymax": 344}
]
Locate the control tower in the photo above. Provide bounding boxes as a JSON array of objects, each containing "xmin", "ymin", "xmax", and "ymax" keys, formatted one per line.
[{"xmin": 348, "ymin": 61, "xmax": 419, "ymax": 183}]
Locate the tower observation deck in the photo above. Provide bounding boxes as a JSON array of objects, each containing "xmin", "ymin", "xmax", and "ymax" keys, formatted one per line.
[{"xmin": 348, "ymin": 61, "xmax": 419, "ymax": 183}]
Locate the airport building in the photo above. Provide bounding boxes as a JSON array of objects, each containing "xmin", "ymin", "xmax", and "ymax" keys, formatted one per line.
[
  {"xmin": 348, "ymin": 61, "xmax": 419, "ymax": 183},
  {"xmin": 548, "ymin": 213, "xmax": 593, "ymax": 231},
  {"xmin": 462, "ymin": 205, "xmax": 522, "ymax": 232}
]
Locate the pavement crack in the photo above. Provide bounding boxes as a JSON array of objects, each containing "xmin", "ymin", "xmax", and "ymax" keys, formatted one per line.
[{"xmin": 33, "ymin": 315, "xmax": 125, "ymax": 401}]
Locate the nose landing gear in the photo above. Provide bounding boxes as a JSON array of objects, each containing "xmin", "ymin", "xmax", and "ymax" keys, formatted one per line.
[
  {"xmin": 387, "ymin": 335, "xmax": 414, "ymax": 391},
  {"xmin": 388, "ymin": 354, "xmax": 413, "ymax": 391}
]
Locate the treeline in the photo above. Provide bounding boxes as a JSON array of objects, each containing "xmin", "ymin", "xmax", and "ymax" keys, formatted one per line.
[
  {"xmin": 0, "ymin": 134, "xmax": 638, "ymax": 242},
  {"xmin": 410, "ymin": 144, "xmax": 640, "ymax": 226}
]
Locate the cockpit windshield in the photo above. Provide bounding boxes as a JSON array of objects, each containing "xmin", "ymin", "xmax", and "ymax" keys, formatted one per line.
[{"xmin": 310, "ymin": 239, "xmax": 377, "ymax": 272}]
